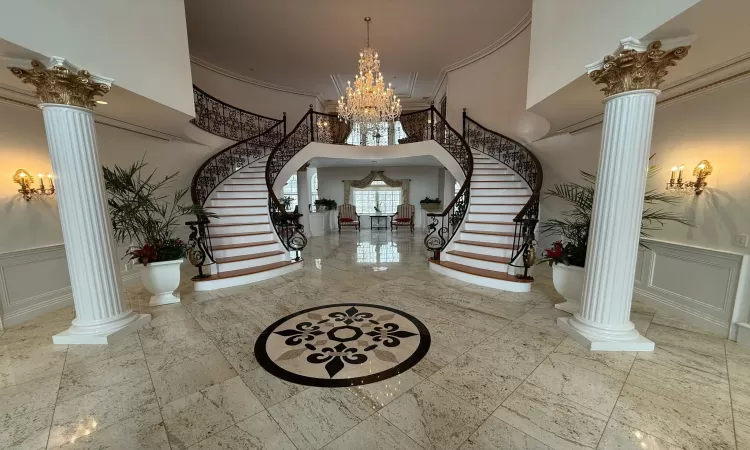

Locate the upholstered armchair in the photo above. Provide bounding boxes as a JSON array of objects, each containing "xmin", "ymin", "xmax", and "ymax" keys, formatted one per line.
[
  {"xmin": 338, "ymin": 204, "xmax": 360, "ymax": 232},
  {"xmin": 390, "ymin": 204, "xmax": 415, "ymax": 232}
]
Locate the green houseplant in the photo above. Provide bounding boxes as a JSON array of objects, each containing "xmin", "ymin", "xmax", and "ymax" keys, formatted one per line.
[
  {"xmin": 538, "ymin": 164, "xmax": 692, "ymax": 313},
  {"xmin": 103, "ymin": 159, "xmax": 214, "ymax": 306},
  {"xmin": 314, "ymin": 198, "xmax": 337, "ymax": 212},
  {"xmin": 419, "ymin": 196, "xmax": 442, "ymax": 212}
]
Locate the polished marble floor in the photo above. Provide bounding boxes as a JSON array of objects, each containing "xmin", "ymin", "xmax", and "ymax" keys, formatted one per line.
[{"xmin": 1, "ymin": 230, "xmax": 748, "ymax": 449}]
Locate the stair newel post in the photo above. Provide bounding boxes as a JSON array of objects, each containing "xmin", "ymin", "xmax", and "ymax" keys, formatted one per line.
[
  {"xmin": 282, "ymin": 111, "xmax": 287, "ymax": 137},
  {"xmin": 462, "ymin": 108, "xmax": 467, "ymax": 140},
  {"xmin": 429, "ymin": 103, "xmax": 435, "ymax": 140},
  {"xmin": 308, "ymin": 105, "xmax": 315, "ymax": 142}
]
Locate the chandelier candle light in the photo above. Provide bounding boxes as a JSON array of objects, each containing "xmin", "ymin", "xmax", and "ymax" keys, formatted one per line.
[{"xmin": 337, "ymin": 17, "xmax": 401, "ymax": 131}]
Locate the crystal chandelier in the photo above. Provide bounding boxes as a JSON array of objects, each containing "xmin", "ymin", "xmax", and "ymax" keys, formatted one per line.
[{"xmin": 337, "ymin": 17, "xmax": 401, "ymax": 131}]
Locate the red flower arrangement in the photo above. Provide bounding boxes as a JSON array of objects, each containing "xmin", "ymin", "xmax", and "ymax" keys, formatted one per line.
[
  {"xmin": 538, "ymin": 240, "xmax": 586, "ymax": 267},
  {"xmin": 126, "ymin": 238, "xmax": 187, "ymax": 266}
]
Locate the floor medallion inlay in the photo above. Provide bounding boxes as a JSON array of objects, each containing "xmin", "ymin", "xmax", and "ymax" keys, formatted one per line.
[{"xmin": 254, "ymin": 303, "xmax": 431, "ymax": 387}]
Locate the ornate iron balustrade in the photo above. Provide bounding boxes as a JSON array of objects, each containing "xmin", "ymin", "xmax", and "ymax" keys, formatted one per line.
[
  {"xmin": 463, "ymin": 111, "xmax": 543, "ymax": 278},
  {"xmin": 423, "ymin": 106, "xmax": 474, "ymax": 260},
  {"xmin": 192, "ymin": 85, "xmax": 284, "ymax": 141}
]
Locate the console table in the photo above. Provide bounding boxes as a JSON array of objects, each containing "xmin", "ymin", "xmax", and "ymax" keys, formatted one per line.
[{"xmin": 370, "ymin": 215, "xmax": 389, "ymax": 230}]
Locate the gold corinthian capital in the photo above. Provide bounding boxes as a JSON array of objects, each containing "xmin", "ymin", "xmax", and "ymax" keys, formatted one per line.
[
  {"xmin": 589, "ymin": 40, "xmax": 690, "ymax": 97},
  {"xmin": 8, "ymin": 59, "xmax": 110, "ymax": 109}
]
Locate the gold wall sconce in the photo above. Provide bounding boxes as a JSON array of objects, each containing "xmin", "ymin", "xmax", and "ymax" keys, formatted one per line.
[
  {"xmin": 13, "ymin": 169, "xmax": 55, "ymax": 201},
  {"xmin": 665, "ymin": 160, "xmax": 712, "ymax": 195}
]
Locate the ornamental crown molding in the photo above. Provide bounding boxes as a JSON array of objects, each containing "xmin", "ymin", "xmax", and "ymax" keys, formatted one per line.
[
  {"xmin": 6, "ymin": 57, "xmax": 114, "ymax": 109},
  {"xmin": 586, "ymin": 36, "xmax": 695, "ymax": 98}
]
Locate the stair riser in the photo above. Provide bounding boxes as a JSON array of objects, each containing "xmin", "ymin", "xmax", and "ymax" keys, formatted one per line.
[
  {"xmin": 465, "ymin": 223, "xmax": 516, "ymax": 233},
  {"xmin": 471, "ymin": 181, "xmax": 526, "ymax": 189},
  {"xmin": 207, "ymin": 223, "xmax": 270, "ymax": 234},
  {"xmin": 454, "ymin": 243, "xmax": 514, "ymax": 258},
  {"xmin": 429, "ymin": 262, "xmax": 531, "ymax": 292},
  {"xmin": 217, "ymin": 253, "xmax": 287, "ymax": 272},
  {"xmin": 211, "ymin": 233, "xmax": 275, "ymax": 246},
  {"xmin": 444, "ymin": 253, "xmax": 509, "ymax": 272},
  {"xmin": 474, "ymin": 169, "xmax": 511, "ymax": 175},
  {"xmin": 469, "ymin": 204, "xmax": 523, "ymax": 213},
  {"xmin": 472, "ymin": 175, "xmax": 516, "ymax": 182},
  {"xmin": 206, "ymin": 206, "xmax": 267, "ymax": 215},
  {"xmin": 467, "ymin": 213, "xmax": 516, "ymax": 222},
  {"xmin": 221, "ymin": 184, "xmax": 268, "ymax": 192},
  {"xmin": 231, "ymin": 175, "xmax": 266, "ymax": 181},
  {"xmin": 212, "ymin": 242, "xmax": 279, "ymax": 259},
  {"xmin": 470, "ymin": 195, "xmax": 528, "ymax": 205},
  {"xmin": 215, "ymin": 191, "xmax": 269, "ymax": 199},
  {"xmin": 208, "ymin": 198, "xmax": 267, "ymax": 207},
  {"xmin": 472, "ymin": 188, "xmax": 530, "ymax": 196},
  {"xmin": 194, "ymin": 261, "xmax": 302, "ymax": 291},
  {"xmin": 240, "ymin": 169, "xmax": 266, "ymax": 174},
  {"xmin": 210, "ymin": 217, "xmax": 270, "ymax": 227},
  {"xmin": 460, "ymin": 231, "xmax": 515, "ymax": 245}
]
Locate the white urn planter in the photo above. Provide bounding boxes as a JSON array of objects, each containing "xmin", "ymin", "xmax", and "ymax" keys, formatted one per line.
[
  {"xmin": 552, "ymin": 263, "xmax": 585, "ymax": 315},
  {"xmin": 140, "ymin": 259, "xmax": 183, "ymax": 306}
]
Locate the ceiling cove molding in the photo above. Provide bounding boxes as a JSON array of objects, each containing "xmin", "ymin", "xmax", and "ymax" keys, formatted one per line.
[
  {"xmin": 329, "ymin": 72, "xmax": 418, "ymax": 99},
  {"xmin": 191, "ymin": 56, "xmax": 325, "ymax": 105},
  {"xmin": 430, "ymin": 10, "xmax": 532, "ymax": 100},
  {"xmin": 559, "ymin": 56, "xmax": 750, "ymax": 136},
  {"xmin": 0, "ymin": 90, "xmax": 184, "ymax": 143}
]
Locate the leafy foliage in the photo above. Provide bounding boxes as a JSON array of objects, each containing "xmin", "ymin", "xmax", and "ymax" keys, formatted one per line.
[
  {"xmin": 314, "ymin": 198, "xmax": 338, "ymax": 211},
  {"xmin": 419, "ymin": 197, "xmax": 441, "ymax": 204},
  {"xmin": 539, "ymin": 163, "xmax": 692, "ymax": 267},
  {"xmin": 103, "ymin": 159, "xmax": 215, "ymax": 264}
]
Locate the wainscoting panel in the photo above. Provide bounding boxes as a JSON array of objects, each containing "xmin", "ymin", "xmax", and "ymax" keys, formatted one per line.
[
  {"xmin": 0, "ymin": 244, "xmax": 141, "ymax": 329},
  {"xmin": 634, "ymin": 239, "xmax": 744, "ymax": 337}
]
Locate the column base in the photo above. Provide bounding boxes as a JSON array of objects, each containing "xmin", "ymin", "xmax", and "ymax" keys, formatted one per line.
[
  {"xmin": 557, "ymin": 317, "xmax": 654, "ymax": 352},
  {"xmin": 52, "ymin": 313, "xmax": 151, "ymax": 345},
  {"xmin": 149, "ymin": 291, "xmax": 181, "ymax": 307},
  {"xmin": 555, "ymin": 301, "xmax": 580, "ymax": 315}
]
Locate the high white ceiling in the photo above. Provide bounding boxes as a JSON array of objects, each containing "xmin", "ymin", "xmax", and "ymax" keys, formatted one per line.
[{"xmin": 184, "ymin": 0, "xmax": 532, "ymax": 103}]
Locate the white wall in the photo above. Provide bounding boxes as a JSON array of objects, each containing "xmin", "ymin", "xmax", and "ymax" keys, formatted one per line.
[
  {"xmin": 445, "ymin": 27, "xmax": 548, "ymax": 143},
  {"xmin": 316, "ymin": 166, "xmax": 441, "ymax": 229},
  {"xmin": 0, "ymin": 0, "xmax": 195, "ymax": 116},
  {"xmin": 191, "ymin": 62, "xmax": 323, "ymax": 123},
  {"xmin": 533, "ymin": 77, "xmax": 750, "ymax": 256},
  {"xmin": 0, "ymin": 101, "xmax": 214, "ymax": 255},
  {"xmin": 526, "ymin": 0, "xmax": 700, "ymax": 109}
]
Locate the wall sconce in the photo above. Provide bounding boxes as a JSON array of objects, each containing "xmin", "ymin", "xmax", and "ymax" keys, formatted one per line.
[
  {"xmin": 13, "ymin": 169, "xmax": 55, "ymax": 201},
  {"xmin": 665, "ymin": 160, "xmax": 712, "ymax": 195}
]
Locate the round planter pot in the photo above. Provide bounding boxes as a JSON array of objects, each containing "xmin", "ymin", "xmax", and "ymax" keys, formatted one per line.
[
  {"xmin": 552, "ymin": 263, "xmax": 585, "ymax": 315},
  {"xmin": 140, "ymin": 259, "xmax": 183, "ymax": 306}
]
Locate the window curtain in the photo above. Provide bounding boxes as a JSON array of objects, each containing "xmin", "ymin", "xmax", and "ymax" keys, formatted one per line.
[
  {"xmin": 398, "ymin": 110, "xmax": 429, "ymax": 144},
  {"xmin": 343, "ymin": 171, "xmax": 410, "ymax": 205}
]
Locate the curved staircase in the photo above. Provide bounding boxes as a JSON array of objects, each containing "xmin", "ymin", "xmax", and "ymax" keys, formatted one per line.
[{"xmin": 186, "ymin": 85, "xmax": 542, "ymax": 293}]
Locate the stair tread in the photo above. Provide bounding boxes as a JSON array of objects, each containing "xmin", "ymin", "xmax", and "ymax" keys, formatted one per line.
[
  {"xmin": 211, "ymin": 240, "xmax": 277, "ymax": 250},
  {"xmin": 466, "ymin": 221, "xmax": 515, "ymax": 225},
  {"xmin": 456, "ymin": 240, "xmax": 517, "ymax": 250},
  {"xmin": 446, "ymin": 250, "xmax": 511, "ymax": 264},
  {"xmin": 208, "ymin": 222, "xmax": 270, "ymax": 227},
  {"xmin": 199, "ymin": 260, "xmax": 297, "ymax": 280},
  {"xmin": 216, "ymin": 250, "xmax": 285, "ymax": 264},
  {"xmin": 210, "ymin": 231, "xmax": 272, "ymax": 238},
  {"xmin": 431, "ymin": 260, "xmax": 531, "ymax": 282},
  {"xmin": 463, "ymin": 230, "xmax": 514, "ymax": 236}
]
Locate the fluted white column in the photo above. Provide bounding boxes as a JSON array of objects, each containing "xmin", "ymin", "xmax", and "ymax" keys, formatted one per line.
[
  {"xmin": 43, "ymin": 104, "xmax": 151, "ymax": 344},
  {"xmin": 297, "ymin": 169, "xmax": 311, "ymax": 235},
  {"xmin": 557, "ymin": 90, "xmax": 658, "ymax": 351}
]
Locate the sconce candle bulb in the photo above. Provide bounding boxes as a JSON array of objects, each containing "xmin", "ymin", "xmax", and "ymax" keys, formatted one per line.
[
  {"xmin": 666, "ymin": 160, "xmax": 712, "ymax": 195},
  {"xmin": 12, "ymin": 168, "xmax": 55, "ymax": 201}
]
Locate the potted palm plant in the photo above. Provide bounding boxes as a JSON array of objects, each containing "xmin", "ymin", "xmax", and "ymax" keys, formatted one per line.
[
  {"xmin": 103, "ymin": 159, "xmax": 214, "ymax": 306},
  {"xmin": 539, "ymin": 165, "xmax": 691, "ymax": 313}
]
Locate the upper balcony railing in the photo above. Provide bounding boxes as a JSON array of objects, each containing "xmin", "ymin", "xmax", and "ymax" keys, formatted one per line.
[
  {"xmin": 463, "ymin": 110, "xmax": 543, "ymax": 277},
  {"xmin": 192, "ymin": 85, "xmax": 284, "ymax": 141}
]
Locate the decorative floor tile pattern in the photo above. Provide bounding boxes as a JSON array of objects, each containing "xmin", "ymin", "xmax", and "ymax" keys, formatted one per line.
[{"xmin": 0, "ymin": 230, "xmax": 744, "ymax": 449}]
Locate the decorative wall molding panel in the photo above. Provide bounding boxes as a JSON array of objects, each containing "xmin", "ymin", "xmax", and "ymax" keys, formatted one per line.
[
  {"xmin": 0, "ymin": 244, "xmax": 141, "ymax": 329},
  {"xmin": 634, "ymin": 239, "xmax": 744, "ymax": 337}
]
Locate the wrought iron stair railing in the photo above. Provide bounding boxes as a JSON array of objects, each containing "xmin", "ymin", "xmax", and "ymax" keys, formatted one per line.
[
  {"xmin": 192, "ymin": 85, "xmax": 285, "ymax": 141},
  {"xmin": 463, "ymin": 110, "xmax": 543, "ymax": 278},
  {"xmin": 187, "ymin": 86, "xmax": 286, "ymax": 278},
  {"xmin": 420, "ymin": 107, "xmax": 474, "ymax": 260}
]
